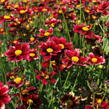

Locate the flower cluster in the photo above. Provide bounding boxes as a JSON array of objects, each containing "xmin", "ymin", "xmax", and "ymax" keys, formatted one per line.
[
  {"xmin": 0, "ymin": 0, "xmax": 108, "ymax": 108},
  {"xmin": 0, "ymin": 82, "xmax": 11, "ymax": 109}
]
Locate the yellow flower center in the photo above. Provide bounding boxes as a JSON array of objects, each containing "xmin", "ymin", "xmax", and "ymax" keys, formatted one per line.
[
  {"xmin": 10, "ymin": 76, "xmax": 15, "ymax": 79},
  {"xmin": 59, "ymin": 44, "xmax": 64, "ymax": 49},
  {"xmin": 82, "ymin": 27, "xmax": 90, "ymax": 31},
  {"xmin": 51, "ymin": 23, "xmax": 55, "ymax": 27},
  {"xmin": 19, "ymin": 10, "xmax": 27, "ymax": 14},
  {"xmin": 30, "ymin": 37, "xmax": 35, "ymax": 41},
  {"xmin": 4, "ymin": 15, "xmax": 11, "ymax": 19},
  {"xmin": 0, "ymin": 0, "xmax": 5, "ymax": 3},
  {"xmin": 96, "ymin": 99, "xmax": 102, "ymax": 104},
  {"xmin": 92, "ymin": 15, "xmax": 97, "ymax": 19},
  {"xmin": 22, "ymin": 0, "xmax": 27, "ymax": 3},
  {"xmin": 29, "ymin": 53, "xmax": 35, "ymax": 57},
  {"xmin": 61, "ymin": 64, "xmax": 67, "ymax": 68},
  {"xmin": 14, "ymin": 77, "xmax": 22, "ymax": 84},
  {"xmin": 42, "ymin": 8, "xmax": 47, "ymax": 12},
  {"xmin": 13, "ymin": 40, "xmax": 17, "ymax": 44},
  {"xmin": 76, "ymin": 4, "xmax": 82, "ymax": 8},
  {"xmin": 27, "ymin": 99, "xmax": 33, "ymax": 104},
  {"xmin": 15, "ymin": 50, "xmax": 22, "ymax": 56},
  {"xmin": 58, "ymin": 10, "xmax": 63, "ymax": 14},
  {"xmin": 44, "ymin": 32, "xmax": 50, "ymax": 36},
  {"xmin": 21, "ymin": 89, "xmax": 28, "ymax": 95},
  {"xmin": 91, "ymin": 58, "xmax": 98, "ymax": 63},
  {"xmin": 92, "ymin": 0, "xmax": 96, "ymax": 2},
  {"xmin": 14, "ymin": 4, "xmax": 19, "ymax": 8},
  {"xmin": 71, "ymin": 56, "xmax": 79, "ymax": 62},
  {"xmin": 26, "ymin": 25, "xmax": 30, "ymax": 30},
  {"xmin": 46, "ymin": 48, "xmax": 53, "ymax": 53},
  {"xmin": 85, "ymin": 9, "xmax": 90, "ymax": 13},
  {"xmin": 41, "ymin": 73, "xmax": 49, "ymax": 79},
  {"xmin": 51, "ymin": 60, "xmax": 56, "ymax": 66}
]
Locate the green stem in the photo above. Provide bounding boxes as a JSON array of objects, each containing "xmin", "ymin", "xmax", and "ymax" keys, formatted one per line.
[
  {"xmin": 63, "ymin": 71, "xmax": 70, "ymax": 87},
  {"xmin": 62, "ymin": 12, "xmax": 71, "ymax": 41},
  {"xmin": 72, "ymin": 71, "xmax": 81, "ymax": 91}
]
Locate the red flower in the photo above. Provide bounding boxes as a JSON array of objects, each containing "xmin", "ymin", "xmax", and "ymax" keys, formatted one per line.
[
  {"xmin": 12, "ymin": 6, "xmax": 34, "ymax": 15},
  {"xmin": 38, "ymin": 7, "xmax": 52, "ymax": 12},
  {"xmin": 17, "ymin": 86, "xmax": 41, "ymax": 109},
  {"xmin": 45, "ymin": 18, "xmax": 62, "ymax": 27},
  {"xmin": 40, "ymin": 41, "xmax": 61, "ymax": 60},
  {"xmin": 84, "ymin": 105, "xmax": 93, "ymax": 109},
  {"xmin": 28, "ymin": 49, "xmax": 38, "ymax": 61},
  {"xmin": 0, "ymin": 82, "xmax": 11, "ymax": 109},
  {"xmin": 61, "ymin": 93, "xmax": 81, "ymax": 109},
  {"xmin": 85, "ymin": 34, "xmax": 102, "ymax": 43},
  {"xmin": 0, "ymin": 15, "xmax": 13, "ymax": 24},
  {"xmin": 51, "ymin": 37, "xmax": 73, "ymax": 50},
  {"xmin": 8, "ymin": 76, "xmax": 24, "ymax": 88},
  {"xmin": 0, "ymin": 0, "xmax": 8, "ymax": 4},
  {"xmin": 5, "ymin": 43, "xmax": 30, "ymax": 62},
  {"xmin": 73, "ymin": 24, "xmax": 94, "ymax": 35},
  {"xmin": 29, "ymin": 37, "xmax": 38, "ymax": 44},
  {"xmin": 62, "ymin": 49, "xmax": 88, "ymax": 68},
  {"xmin": 101, "ymin": 101, "xmax": 109, "ymax": 109},
  {"xmin": 84, "ymin": 101, "xmax": 109, "ymax": 109},
  {"xmin": 87, "ymin": 53, "xmax": 105, "ymax": 65},
  {"xmin": 37, "ymin": 27, "xmax": 53, "ymax": 38},
  {"xmin": 35, "ymin": 70, "xmax": 57, "ymax": 85}
]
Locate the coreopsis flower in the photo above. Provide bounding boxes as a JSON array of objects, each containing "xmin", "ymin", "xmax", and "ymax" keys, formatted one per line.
[
  {"xmin": 17, "ymin": 86, "xmax": 41, "ymax": 109},
  {"xmin": 28, "ymin": 36, "xmax": 39, "ymax": 45},
  {"xmin": 35, "ymin": 70, "xmax": 57, "ymax": 85},
  {"xmin": 0, "ymin": 15, "xmax": 13, "ymax": 24},
  {"xmin": 87, "ymin": 53, "xmax": 105, "ymax": 65},
  {"xmin": 6, "ymin": 72, "xmax": 18, "ymax": 80},
  {"xmin": 85, "ymin": 34, "xmax": 102, "ymax": 44},
  {"xmin": 62, "ymin": 49, "xmax": 88, "ymax": 68},
  {"xmin": 73, "ymin": 24, "xmax": 94, "ymax": 35},
  {"xmin": 45, "ymin": 18, "xmax": 62, "ymax": 27},
  {"xmin": 51, "ymin": 37, "xmax": 73, "ymax": 50},
  {"xmin": 28, "ymin": 49, "xmax": 38, "ymax": 61},
  {"xmin": 0, "ymin": 0, "xmax": 8, "ymax": 4},
  {"xmin": 5, "ymin": 43, "xmax": 30, "ymax": 62},
  {"xmin": 7, "ymin": 39, "xmax": 22, "ymax": 45},
  {"xmin": 0, "ymin": 82, "xmax": 11, "ymax": 109},
  {"xmin": 8, "ymin": 76, "xmax": 24, "ymax": 88},
  {"xmin": 97, "ymin": 1, "xmax": 109, "ymax": 14},
  {"xmin": 37, "ymin": 27, "xmax": 53, "ymax": 38},
  {"xmin": 8, "ymin": 17, "xmax": 23, "ymax": 28},
  {"xmin": 38, "ymin": 7, "xmax": 52, "ymax": 12},
  {"xmin": 12, "ymin": 6, "xmax": 34, "ymax": 15},
  {"xmin": 84, "ymin": 105, "xmax": 93, "ymax": 109},
  {"xmin": 60, "ymin": 93, "xmax": 82, "ymax": 109},
  {"xmin": 40, "ymin": 41, "xmax": 61, "ymax": 60},
  {"xmin": 84, "ymin": 101, "xmax": 109, "ymax": 109},
  {"xmin": 101, "ymin": 101, "xmax": 109, "ymax": 109}
]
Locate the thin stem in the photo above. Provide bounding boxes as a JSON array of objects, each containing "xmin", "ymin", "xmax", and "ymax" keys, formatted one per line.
[
  {"xmin": 63, "ymin": 71, "xmax": 70, "ymax": 87},
  {"xmin": 62, "ymin": 12, "xmax": 71, "ymax": 41},
  {"xmin": 72, "ymin": 71, "xmax": 81, "ymax": 91}
]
